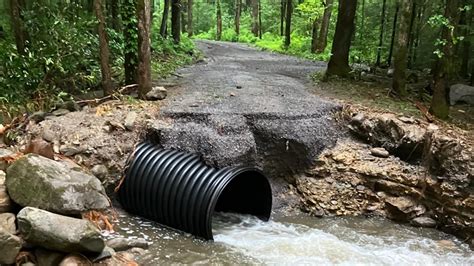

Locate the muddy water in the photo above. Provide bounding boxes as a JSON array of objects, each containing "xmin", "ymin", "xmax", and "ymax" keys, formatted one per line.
[{"xmin": 110, "ymin": 210, "xmax": 473, "ymax": 265}]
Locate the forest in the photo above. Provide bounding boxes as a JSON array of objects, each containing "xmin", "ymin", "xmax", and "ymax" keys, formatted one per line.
[{"xmin": 0, "ymin": 0, "xmax": 472, "ymax": 122}]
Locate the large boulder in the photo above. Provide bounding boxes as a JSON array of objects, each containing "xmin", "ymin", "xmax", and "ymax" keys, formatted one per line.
[
  {"xmin": 6, "ymin": 154, "xmax": 109, "ymax": 214},
  {"xmin": 0, "ymin": 170, "xmax": 12, "ymax": 213},
  {"xmin": 450, "ymin": 84, "xmax": 474, "ymax": 105},
  {"xmin": 17, "ymin": 207, "xmax": 105, "ymax": 253},
  {"xmin": 0, "ymin": 226, "xmax": 22, "ymax": 265}
]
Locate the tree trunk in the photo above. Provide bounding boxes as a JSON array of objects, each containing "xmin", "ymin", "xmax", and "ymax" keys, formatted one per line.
[
  {"xmin": 430, "ymin": 0, "xmax": 461, "ymax": 119},
  {"xmin": 311, "ymin": 19, "xmax": 319, "ymax": 53},
  {"xmin": 387, "ymin": 3, "xmax": 400, "ymax": 66},
  {"xmin": 326, "ymin": 0, "xmax": 358, "ymax": 78},
  {"xmin": 171, "ymin": 0, "xmax": 181, "ymax": 43},
  {"xmin": 122, "ymin": 0, "xmax": 138, "ymax": 84},
  {"xmin": 412, "ymin": 3, "xmax": 424, "ymax": 67},
  {"xmin": 407, "ymin": 2, "xmax": 416, "ymax": 68},
  {"xmin": 251, "ymin": 0, "xmax": 259, "ymax": 37},
  {"xmin": 392, "ymin": 0, "xmax": 413, "ymax": 97},
  {"xmin": 160, "ymin": 0, "xmax": 170, "ymax": 37},
  {"xmin": 284, "ymin": 0, "xmax": 292, "ymax": 48},
  {"xmin": 358, "ymin": 0, "xmax": 365, "ymax": 45},
  {"xmin": 258, "ymin": 0, "xmax": 262, "ymax": 39},
  {"xmin": 137, "ymin": 0, "xmax": 152, "ymax": 98},
  {"xmin": 181, "ymin": 1, "xmax": 187, "ymax": 33},
  {"xmin": 216, "ymin": 0, "xmax": 222, "ymax": 40},
  {"xmin": 280, "ymin": 0, "xmax": 286, "ymax": 36},
  {"xmin": 187, "ymin": 0, "xmax": 193, "ymax": 36},
  {"xmin": 94, "ymin": 0, "xmax": 114, "ymax": 96},
  {"xmin": 235, "ymin": 0, "xmax": 241, "ymax": 35},
  {"xmin": 9, "ymin": 0, "xmax": 28, "ymax": 55},
  {"xmin": 110, "ymin": 0, "xmax": 120, "ymax": 31},
  {"xmin": 375, "ymin": 0, "xmax": 386, "ymax": 66},
  {"xmin": 315, "ymin": 0, "xmax": 333, "ymax": 53}
]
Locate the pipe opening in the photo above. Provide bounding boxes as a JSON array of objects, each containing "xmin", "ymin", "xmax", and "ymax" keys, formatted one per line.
[{"xmin": 214, "ymin": 170, "xmax": 272, "ymax": 221}]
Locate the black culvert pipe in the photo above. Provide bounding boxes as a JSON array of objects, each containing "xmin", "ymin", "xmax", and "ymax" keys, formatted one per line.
[{"xmin": 118, "ymin": 142, "xmax": 272, "ymax": 240}]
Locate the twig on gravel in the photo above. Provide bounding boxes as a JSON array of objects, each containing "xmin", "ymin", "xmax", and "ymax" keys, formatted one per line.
[{"xmin": 75, "ymin": 84, "xmax": 138, "ymax": 106}]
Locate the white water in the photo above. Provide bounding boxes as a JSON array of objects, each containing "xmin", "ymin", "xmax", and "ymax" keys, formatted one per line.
[
  {"xmin": 213, "ymin": 213, "xmax": 474, "ymax": 265},
  {"xmin": 112, "ymin": 210, "xmax": 474, "ymax": 265}
]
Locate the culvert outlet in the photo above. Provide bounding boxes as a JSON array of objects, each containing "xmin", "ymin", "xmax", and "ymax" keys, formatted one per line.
[{"xmin": 118, "ymin": 142, "xmax": 272, "ymax": 240}]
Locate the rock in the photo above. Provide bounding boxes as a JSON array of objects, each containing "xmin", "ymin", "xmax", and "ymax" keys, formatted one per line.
[
  {"xmin": 42, "ymin": 129, "xmax": 57, "ymax": 142},
  {"xmin": 55, "ymin": 101, "xmax": 81, "ymax": 112},
  {"xmin": 387, "ymin": 68, "xmax": 394, "ymax": 77},
  {"xmin": 29, "ymin": 111, "xmax": 47, "ymax": 123},
  {"xmin": 385, "ymin": 196, "xmax": 421, "ymax": 221},
  {"xmin": 370, "ymin": 147, "xmax": 390, "ymax": 158},
  {"xmin": 35, "ymin": 248, "xmax": 65, "ymax": 266},
  {"xmin": 0, "ymin": 213, "xmax": 16, "ymax": 234},
  {"xmin": 0, "ymin": 148, "xmax": 14, "ymax": 171},
  {"xmin": 6, "ymin": 154, "xmax": 109, "ymax": 214},
  {"xmin": 449, "ymin": 84, "xmax": 474, "ymax": 105},
  {"xmin": 0, "ymin": 227, "xmax": 22, "ymax": 265},
  {"xmin": 146, "ymin": 86, "xmax": 167, "ymax": 101},
  {"xmin": 59, "ymin": 145, "xmax": 84, "ymax": 156},
  {"xmin": 411, "ymin": 216, "xmax": 437, "ymax": 228},
  {"xmin": 24, "ymin": 139, "xmax": 55, "ymax": 159},
  {"xmin": 17, "ymin": 207, "xmax": 105, "ymax": 253},
  {"xmin": 124, "ymin": 111, "xmax": 138, "ymax": 131},
  {"xmin": 91, "ymin": 164, "xmax": 109, "ymax": 180},
  {"xmin": 0, "ymin": 171, "xmax": 12, "ymax": 213},
  {"xmin": 96, "ymin": 251, "xmax": 137, "ymax": 266},
  {"xmin": 92, "ymin": 246, "xmax": 116, "ymax": 262},
  {"xmin": 59, "ymin": 254, "xmax": 91, "ymax": 266},
  {"xmin": 51, "ymin": 109, "xmax": 70, "ymax": 117},
  {"xmin": 106, "ymin": 237, "xmax": 149, "ymax": 252}
]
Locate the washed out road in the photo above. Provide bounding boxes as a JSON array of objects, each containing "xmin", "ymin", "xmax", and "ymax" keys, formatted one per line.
[{"xmin": 152, "ymin": 40, "xmax": 341, "ymax": 179}]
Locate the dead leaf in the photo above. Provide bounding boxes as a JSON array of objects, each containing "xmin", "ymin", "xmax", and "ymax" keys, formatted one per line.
[
  {"xmin": 107, "ymin": 121, "xmax": 126, "ymax": 131},
  {"xmin": 82, "ymin": 210, "xmax": 115, "ymax": 232},
  {"xmin": 0, "ymin": 152, "xmax": 24, "ymax": 165}
]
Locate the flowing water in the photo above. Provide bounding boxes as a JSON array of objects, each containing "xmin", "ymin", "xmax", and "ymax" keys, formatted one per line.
[{"xmin": 110, "ymin": 210, "xmax": 473, "ymax": 265}]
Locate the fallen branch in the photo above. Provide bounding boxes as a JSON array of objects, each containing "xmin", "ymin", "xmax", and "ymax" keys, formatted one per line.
[
  {"xmin": 75, "ymin": 84, "xmax": 138, "ymax": 106},
  {"xmin": 414, "ymin": 101, "xmax": 435, "ymax": 123}
]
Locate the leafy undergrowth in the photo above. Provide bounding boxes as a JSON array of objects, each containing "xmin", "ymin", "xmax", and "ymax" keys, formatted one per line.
[{"xmin": 311, "ymin": 73, "xmax": 474, "ymax": 133}]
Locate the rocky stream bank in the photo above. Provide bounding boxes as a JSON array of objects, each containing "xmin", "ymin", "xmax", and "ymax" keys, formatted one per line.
[{"xmin": 0, "ymin": 94, "xmax": 473, "ymax": 264}]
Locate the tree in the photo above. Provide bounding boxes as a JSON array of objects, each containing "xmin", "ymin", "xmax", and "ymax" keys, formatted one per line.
[
  {"xmin": 387, "ymin": 3, "xmax": 400, "ymax": 66},
  {"xmin": 430, "ymin": 0, "xmax": 462, "ymax": 119},
  {"xmin": 235, "ymin": 0, "xmax": 242, "ymax": 35},
  {"xmin": 392, "ymin": 0, "xmax": 413, "ymax": 97},
  {"xmin": 137, "ymin": 0, "xmax": 152, "ymax": 98},
  {"xmin": 375, "ymin": 0, "xmax": 387, "ymax": 66},
  {"xmin": 187, "ymin": 0, "xmax": 193, "ymax": 36},
  {"xmin": 459, "ymin": 1, "xmax": 471, "ymax": 78},
  {"xmin": 251, "ymin": 0, "xmax": 259, "ymax": 37},
  {"xmin": 315, "ymin": 0, "xmax": 333, "ymax": 53},
  {"xmin": 110, "ymin": 0, "xmax": 120, "ymax": 30},
  {"xmin": 171, "ymin": 0, "xmax": 181, "ymax": 43},
  {"xmin": 258, "ymin": 0, "xmax": 262, "ymax": 39},
  {"xmin": 284, "ymin": 0, "xmax": 292, "ymax": 48},
  {"xmin": 326, "ymin": 0, "xmax": 358, "ymax": 78},
  {"xmin": 280, "ymin": 0, "xmax": 286, "ymax": 36},
  {"xmin": 216, "ymin": 0, "xmax": 222, "ymax": 40},
  {"xmin": 160, "ymin": 0, "xmax": 170, "ymax": 37},
  {"xmin": 94, "ymin": 0, "xmax": 113, "ymax": 96},
  {"xmin": 122, "ymin": 0, "xmax": 138, "ymax": 85},
  {"xmin": 311, "ymin": 18, "xmax": 319, "ymax": 53},
  {"xmin": 9, "ymin": 0, "xmax": 28, "ymax": 55}
]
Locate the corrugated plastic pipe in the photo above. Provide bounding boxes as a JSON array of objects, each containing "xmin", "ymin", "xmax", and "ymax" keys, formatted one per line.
[{"xmin": 118, "ymin": 142, "xmax": 272, "ymax": 240}]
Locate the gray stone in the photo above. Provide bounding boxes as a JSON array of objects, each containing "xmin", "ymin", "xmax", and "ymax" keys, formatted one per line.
[
  {"xmin": 0, "ymin": 170, "xmax": 12, "ymax": 213},
  {"xmin": 59, "ymin": 254, "xmax": 91, "ymax": 265},
  {"xmin": 92, "ymin": 246, "xmax": 116, "ymax": 262},
  {"xmin": 55, "ymin": 101, "xmax": 81, "ymax": 112},
  {"xmin": 146, "ymin": 86, "xmax": 167, "ymax": 101},
  {"xmin": 42, "ymin": 129, "xmax": 57, "ymax": 142},
  {"xmin": 0, "ymin": 212, "xmax": 16, "ymax": 234},
  {"xmin": 91, "ymin": 164, "xmax": 109, "ymax": 180},
  {"xmin": 6, "ymin": 154, "xmax": 109, "ymax": 215},
  {"xmin": 17, "ymin": 207, "xmax": 105, "ymax": 253},
  {"xmin": 449, "ymin": 84, "xmax": 474, "ymax": 105},
  {"xmin": 59, "ymin": 145, "xmax": 85, "ymax": 156},
  {"xmin": 387, "ymin": 68, "xmax": 394, "ymax": 77},
  {"xmin": 35, "ymin": 248, "xmax": 65, "ymax": 266},
  {"xmin": 370, "ymin": 147, "xmax": 390, "ymax": 158},
  {"xmin": 0, "ymin": 227, "xmax": 22, "ymax": 265},
  {"xmin": 106, "ymin": 237, "xmax": 149, "ymax": 252},
  {"xmin": 411, "ymin": 216, "xmax": 437, "ymax": 228},
  {"xmin": 124, "ymin": 111, "xmax": 138, "ymax": 131},
  {"xmin": 0, "ymin": 148, "xmax": 14, "ymax": 171},
  {"xmin": 51, "ymin": 109, "xmax": 70, "ymax": 117},
  {"xmin": 29, "ymin": 111, "xmax": 47, "ymax": 123}
]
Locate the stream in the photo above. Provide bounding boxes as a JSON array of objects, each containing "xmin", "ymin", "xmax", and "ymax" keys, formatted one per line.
[{"xmin": 110, "ymin": 210, "xmax": 473, "ymax": 265}]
